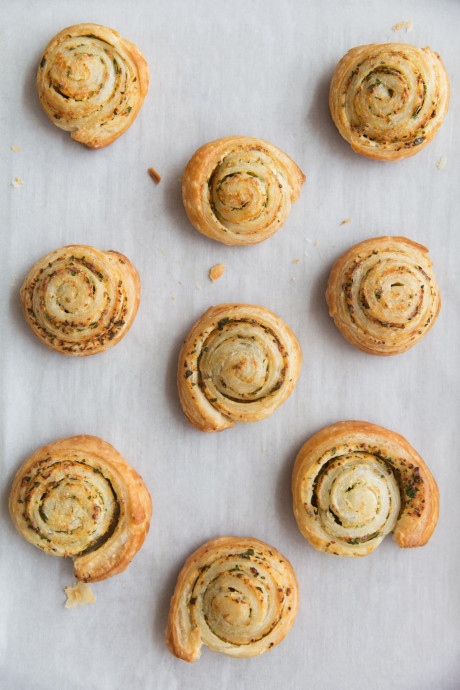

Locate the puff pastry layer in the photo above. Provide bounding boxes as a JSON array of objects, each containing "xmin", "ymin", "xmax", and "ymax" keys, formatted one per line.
[
  {"xmin": 326, "ymin": 236, "xmax": 440, "ymax": 355},
  {"xmin": 329, "ymin": 43, "xmax": 449, "ymax": 161},
  {"xmin": 37, "ymin": 23, "xmax": 149, "ymax": 149},
  {"xmin": 178, "ymin": 304, "xmax": 302, "ymax": 432},
  {"xmin": 166, "ymin": 536, "xmax": 298, "ymax": 661},
  {"xmin": 182, "ymin": 136, "xmax": 305, "ymax": 245},
  {"xmin": 292, "ymin": 421, "xmax": 439, "ymax": 557},
  {"xmin": 20, "ymin": 245, "xmax": 140, "ymax": 356},
  {"xmin": 9, "ymin": 435, "xmax": 152, "ymax": 582}
]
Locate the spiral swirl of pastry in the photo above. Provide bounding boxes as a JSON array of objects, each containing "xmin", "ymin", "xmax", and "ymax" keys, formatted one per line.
[
  {"xmin": 166, "ymin": 536, "xmax": 298, "ymax": 661},
  {"xmin": 9, "ymin": 436, "xmax": 152, "ymax": 582},
  {"xmin": 329, "ymin": 43, "xmax": 449, "ymax": 161},
  {"xmin": 292, "ymin": 421, "xmax": 439, "ymax": 557},
  {"xmin": 326, "ymin": 236, "xmax": 441, "ymax": 355},
  {"xmin": 37, "ymin": 23, "xmax": 149, "ymax": 149},
  {"xmin": 182, "ymin": 137, "xmax": 305, "ymax": 245},
  {"xmin": 20, "ymin": 245, "xmax": 140, "ymax": 356},
  {"xmin": 178, "ymin": 304, "xmax": 302, "ymax": 432}
]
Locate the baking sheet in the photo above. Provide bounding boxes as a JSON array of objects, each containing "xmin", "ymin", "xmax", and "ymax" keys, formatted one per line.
[{"xmin": 1, "ymin": 1, "xmax": 459, "ymax": 688}]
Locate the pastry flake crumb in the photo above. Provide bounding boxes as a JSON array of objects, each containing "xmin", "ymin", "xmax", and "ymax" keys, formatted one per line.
[
  {"xmin": 12, "ymin": 177, "xmax": 23, "ymax": 188},
  {"xmin": 209, "ymin": 263, "xmax": 226, "ymax": 281},
  {"xmin": 148, "ymin": 167, "xmax": 161, "ymax": 184},
  {"xmin": 291, "ymin": 277, "xmax": 296, "ymax": 282},
  {"xmin": 392, "ymin": 20, "xmax": 413, "ymax": 32},
  {"xmin": 292, "ymin": 259, "xmax": 300, "ymax": 264},
  {"xmin": 11, "ymin": 145, "xmax": 21, "ymax": 152},
  {"xmin": 314, "ymin": 239, "xmax": 319, "ymax": 247},
  {"xmin": 171, "ymin": 296, "xmax": 176, "ymax": 300},
  {"xmin": 65, "ymin": 581, "xmax": 96, "ymax": 609},
  {"xmin": 195, "ymin": 284, "xmax": 202, "ymax": 290},
  {"xmin": 437, "ymin": 156, "xmax": 447, "ymax": 170},
  {"xmin": 340, "ymin": 218, "xmax": 352, "ymax": 225}
]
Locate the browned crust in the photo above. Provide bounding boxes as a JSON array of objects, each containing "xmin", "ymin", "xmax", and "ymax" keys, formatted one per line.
[
  {"xmin": 329, "ymin": 43, "xmax": 449, "ymax": 161},
  {"xmin": 177, "ymin": 303, "xmax": 303, "ymax": 432},
  {"xmin": 36, "ymin": 23, "xmax": 149, "ymax": 149},
  {"xmin": 182, "ymin": 136, "xmax": 305, "ymax": 246},
  {"xmin": 292, "ymin": 421, "xmax": 439, "ymax": 557},
  {"xmin": 20, "ymin": 244, "xmax": 141, "ymax": 357},
  {"xmin": 9, "ymin": 435, "xmax": 152, "ymax": 582},
  {"xmin": 325, "ymin": 236, "xmax": 441, "ymax": 356},
  {"xmin": 166, "ymin": 536, "xmax": 299, "ymax": 662}
]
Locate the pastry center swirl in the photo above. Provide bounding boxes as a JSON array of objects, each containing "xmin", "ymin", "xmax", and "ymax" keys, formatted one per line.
[
  {"xmin": 314, "ymin": 452, "xmax": 400, "ymax": 544},
  {"xmin": 198, "ymin": 320, "xmax": 286, "ymax": 402},
  {"xmin": 53, "ymin": 269, "xmax": 95, "ymax": 313},
  {"xmin": 24, "ymin": 250, "xmax": 130, "ymax": 352},
  {"xmin": 20, "ymin": 459, "xmax": 118, "ymax": 557},
  {"xmin": 208, "ymin": 149, "xmax": 285, "ymax": 235},
  {"xmin": 345, "ymin": 251, "xmax": 434, "ymax": 334},
  {"xmin": 192, "ymin": 555, "xmax": 285, "ymax": 647},
  {"xmin": 47, "ymin": 37, "xmax": 122, "ymax": 109}
]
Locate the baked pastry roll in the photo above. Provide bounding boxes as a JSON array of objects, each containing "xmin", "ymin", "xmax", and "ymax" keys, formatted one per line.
[
  {"xmin": 182, "ymin": 136, "xmax": 305, "ymax": 245},
  {"xmin": 326, "ymin": 236, "xmax": 440, "ymax": 355},
  {"xmin": 166, "ymin": 536, "xmax": 298, "ymax": 661},
  {"xmin": 9, "ymin": 435, "xmax": 152, "ymax": 582},
  {"xmin": 292, "ymin": 421, "xmax": 439, "ymax": 557},
  {"xmin": 178, "ymin": 304, "xmax": 302, "ymax": 432},
  {"xmin": 329, "ymin": 43, "xmax": 449, "ymax": 161},
  {"xmin": 37, "ymin": 23, "xmax": 149, "ymax": 149},
  {"xmin": 20, "ymin": 245, "xmax": 140, "ymax": 356}
]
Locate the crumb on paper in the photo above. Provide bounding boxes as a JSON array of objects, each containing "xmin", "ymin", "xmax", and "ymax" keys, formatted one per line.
[
  {"xmin": 209, "ymin": 263, "xmax": 226, "ymax": 281},
  {"xmin": 196, "ymin": 284, "xmax": 201, "ymax": 290},
  {"xmin": 177, "ymin": 177, "xmax": 182, "ymax": 183},
  {"xmin": 171, "ymin": 296, "xmax": 176, "ymax": 300},
  {"xmin": 305, "ymin": 238, "xmax": 312, "ymax": 244},
  {"xmin": 12, "ymin": 177, "xmax": 23, "ymax": 188},
  {"xmin": 292, "ymin": 259, "xmax": 300, "ymax": 264},
  {"xmin": 314, "ymin": 239, "xmax": 319, "ymax": 247},
  {"xmin": 65, "ymin": 581, "xmax": 96, "ymax": 609},
  {"xmin": 291, "ymin": 277, "xmax": 296, "ymax": 282},
  {"xmin": 340, "ymin": 218, "xmax": 352, "ymax": 225},
  {"xmin": 304, "ymin": 251, "xmax": 309, "ymax": 258},
  {"xmin": 11, "ymin": 145, "xmax": 21, "ymax": 152},
  {"xmin": 148, "ymin": 167, "xmax": 161, "ymax": 184},
  {"xmin": 392, "ymin": 20, "xmax": 413, "ymax": 32},
  {"xmin": 178, "ymin": 280, "xmax": 183, "ymax": 285},
  {"xmin": 437, "ymin": 156, "xmax": 447, "ymax": 170}
]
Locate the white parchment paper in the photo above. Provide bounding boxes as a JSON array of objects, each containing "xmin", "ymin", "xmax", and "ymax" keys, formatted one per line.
[{"xmin": 1, "ymin": 1, "xmax": 459, "ymax": 688}]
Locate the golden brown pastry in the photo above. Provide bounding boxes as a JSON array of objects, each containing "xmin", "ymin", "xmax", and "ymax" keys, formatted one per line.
[
  {"xmin": 326, "ymin": 236, "xmax": 441, "ymax": 355},
  {"xmin": 37, "ymin": 23, "xmax": 149, "ymax": 149},
  {"xmin": 166, "ymin": 536, "xmax": 298, "ymax": 661},
  {"xmin": 292, "ymin": 421, "xmax": 439, "ymax": 557},
  {"xmin": 20, "ymin": 245, "xmax": 140, "ymax": 356},
  {"xmin": 182, "ymin": 136, "xmax": 305, "ymax": 245},
  {"xmin": 9, "ymin": 435, "xmax": 152, "ymax": 582},
  {"xmin": 329, "ymin": 43, "xmax": 449, "ymax": 161},
  {"xmin": 178, "ymin": 304, "xmax": 302, "ymax": 432}
]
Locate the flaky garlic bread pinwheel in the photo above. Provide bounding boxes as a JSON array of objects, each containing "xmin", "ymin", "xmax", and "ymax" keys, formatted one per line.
[
  {"xmin": 292, "ymin": 421, "xmax": 439, "ymax": 558},
  {"xmin": 178, "ymin": 304, "xmax": 302, "ymax": 432},
  {"xmin": 326, "ymin": 236, "xmax": 441, "ymax": 356},
  {"xmin": 37, "ymin": 23, "xmax": 149, "ymax": 149},
  {"xmin": 20, "ymin": 245, "xmax": 140, "ymax": 356},
  {"xmin": 9, "ymin": 436, "xmax": 152, "ymax": 582},
  {"xmin": 166, "ymin": 537, "xmax": 298, "ymax": 662},
  {"xmin": 182, "ymin": 136, "xmax": 305, "ymax": 245},
  {"xmin": 329, "ymin": 43, "xmax": 449, "ymax": 161}
]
